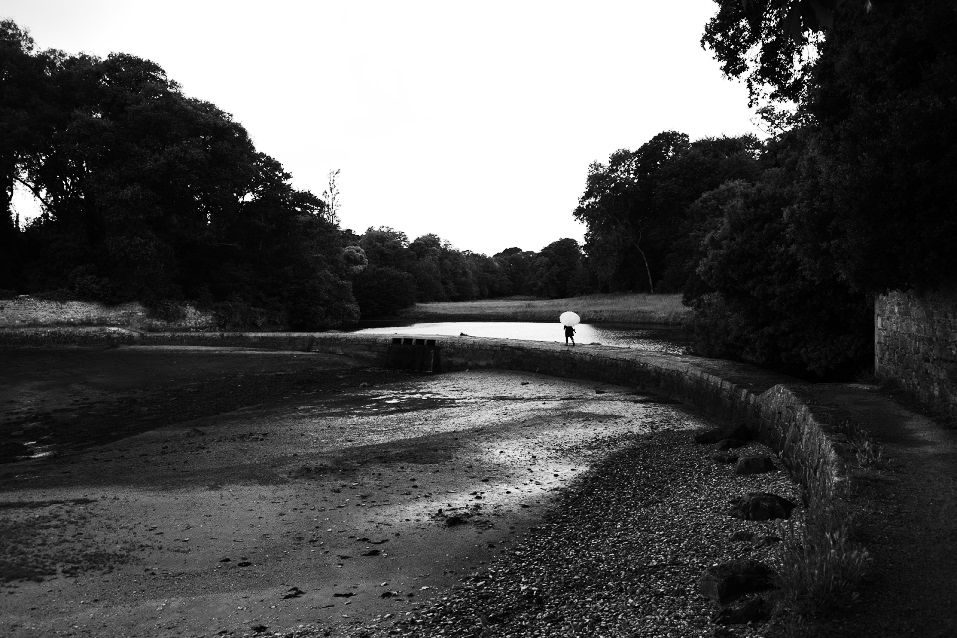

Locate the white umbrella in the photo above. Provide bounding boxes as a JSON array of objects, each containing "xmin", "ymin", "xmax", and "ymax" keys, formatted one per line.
[{"xmin": 559, "ymin": 311, "xmax": 580, "ymax": 327}]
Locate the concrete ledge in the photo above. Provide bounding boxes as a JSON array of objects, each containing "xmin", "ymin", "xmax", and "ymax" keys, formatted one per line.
[{"xmin": 0, "ymin": 329, "xmax": 849, "ymax": 500}]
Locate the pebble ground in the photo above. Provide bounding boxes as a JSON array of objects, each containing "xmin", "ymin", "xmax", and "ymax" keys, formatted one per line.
[{"xmin": 282, "ymin": 429, "xmax": 799, "ymax": 638}]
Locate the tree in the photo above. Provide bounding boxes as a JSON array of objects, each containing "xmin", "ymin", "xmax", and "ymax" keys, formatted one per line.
[
  {"xmin": 360, "ymin": 226, "xmax": 414, "ymax": 270},
  {"xmin": 574, "ymin": 132, "xmax": 761, "ymax": 293},
  {"xmin": 685, "ymin": 163, "xmax": 871, "ymax": 378},
  {"xmin": 321, "ymin": 169, "xmax": 341, "ymax": 225},
  {"xmin": 0, "ymin": 21, "xmax": 360, "ymax": 329},
  {"xmin": 352, "ymin": 265, "xmax": 416, "ymax": 318},
  {"xmin": 703, "ymin": 1, "xmax": 957, "ymax": 293},
  {"xmin": 531, "ymin": 238, "xmax": 587, "ymax": 299},
  {"xmin": 574, "ymin": 132, "xmax": 691, "ymax": 293}
]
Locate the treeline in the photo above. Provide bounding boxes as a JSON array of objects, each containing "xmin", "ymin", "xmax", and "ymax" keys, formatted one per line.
[
  {"xmin": 347, "ymin": 229, "xmax": 588, "ymax": 318},
  {"xmin": 576, "ymin": 1, "xmax": 957, "ymax": 379},
  {"xmin": 0, "ymin": 21, "xmax": 359, "ymax": 329},
  {"xmin": 0, "ymin": 20, "xmax": 593, "ymax": 328}
]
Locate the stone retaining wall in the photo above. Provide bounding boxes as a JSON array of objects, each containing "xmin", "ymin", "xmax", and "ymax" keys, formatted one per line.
[{"xmin": 876, "ymin": 289, "xmax": 957, "ymax": 421}]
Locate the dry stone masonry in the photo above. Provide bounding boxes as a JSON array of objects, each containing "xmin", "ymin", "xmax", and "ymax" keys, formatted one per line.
[{"xmin": 876, "ymin": 288, "xmax": 957, "ymax": 421}]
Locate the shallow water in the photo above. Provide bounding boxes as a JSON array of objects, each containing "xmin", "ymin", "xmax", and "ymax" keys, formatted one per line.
[{"xmin": 353, "ymin": 321, "xmax": 690, "ymax": 354}]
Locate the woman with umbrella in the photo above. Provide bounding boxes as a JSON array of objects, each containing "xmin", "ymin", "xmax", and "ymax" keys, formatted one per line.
[{"xmin": 560, "ymin": 311, "xmax": 579, "ymax": 346}]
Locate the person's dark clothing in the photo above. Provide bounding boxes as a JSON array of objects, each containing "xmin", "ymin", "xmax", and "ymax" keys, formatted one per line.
[{"xmin": 564, "ymin": 325, "xmax": 576, "ymax": 345}]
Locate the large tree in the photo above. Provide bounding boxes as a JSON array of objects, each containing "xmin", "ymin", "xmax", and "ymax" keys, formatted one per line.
[{"xmin": 574, "ymin": 132, "xmax": 761, "ymax": 293}]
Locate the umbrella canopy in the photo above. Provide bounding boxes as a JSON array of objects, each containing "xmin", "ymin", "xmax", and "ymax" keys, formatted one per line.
[{"xmin": 559, "ymin": 311, "xmax": 580, "ymax": 327}]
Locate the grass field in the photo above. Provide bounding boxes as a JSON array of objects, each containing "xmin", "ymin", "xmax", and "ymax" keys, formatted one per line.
[{"xmin": 398, "ymin": 293, "xmax": 691, "ymax": 325}]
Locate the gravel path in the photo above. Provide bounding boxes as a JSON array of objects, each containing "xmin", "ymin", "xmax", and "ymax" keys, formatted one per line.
[{"xmin": 284, "ymin": 429, "xmax": 799, "ymax": 638}]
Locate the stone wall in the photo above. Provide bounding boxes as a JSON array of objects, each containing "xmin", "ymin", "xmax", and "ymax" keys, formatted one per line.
[
  {"xmin": 0, "ymin": 296, "xmax": 216, "ymax": 331},
  {"xmin": 875, "ymin": 289, "xmax": 957, "ymax": 421}
]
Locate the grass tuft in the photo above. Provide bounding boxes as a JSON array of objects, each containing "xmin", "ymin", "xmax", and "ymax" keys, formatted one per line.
[{"xmin": 833, "ymin": 419, "xmax": 885, "ymax": 468}]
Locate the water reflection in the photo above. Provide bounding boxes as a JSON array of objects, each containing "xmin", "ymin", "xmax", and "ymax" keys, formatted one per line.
[{"xmin": 353, "ymin": 321, "xmax": 690, "ymax": 354}]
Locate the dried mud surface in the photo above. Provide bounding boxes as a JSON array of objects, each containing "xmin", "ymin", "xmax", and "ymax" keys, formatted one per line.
[{"xmin": 0, "ymin": 346, "xmax": 795, "ymax": 638}]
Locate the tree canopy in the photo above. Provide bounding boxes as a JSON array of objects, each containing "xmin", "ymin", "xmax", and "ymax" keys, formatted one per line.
[
  {"xmin": 1, "ymin": 20, "xmax": 362, "ymax": 327},
  {"xmin": 679, "ymin": 0, "xmax": 957, "ymax": 377}
]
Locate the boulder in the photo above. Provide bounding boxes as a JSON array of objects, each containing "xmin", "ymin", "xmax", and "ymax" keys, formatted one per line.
[
  {"xmin": 730, "ymin": 530, "xmax": 755, "ymax": 542},
  {"xmin": 734, "ymin": 455, "xmax": 777, "ymax": 475},
  {"xmin": 728, "ymin": 492, "xmax": 796, "ymax": 521},
  {"xmin": 698, "ymin": 559, "xmax": 777, "ymax": 605}
]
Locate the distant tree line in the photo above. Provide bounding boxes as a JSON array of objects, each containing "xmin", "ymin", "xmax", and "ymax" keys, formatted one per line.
[{"xmin": 346, "ymin": 228, "xmax": 589, "ymax": 318}]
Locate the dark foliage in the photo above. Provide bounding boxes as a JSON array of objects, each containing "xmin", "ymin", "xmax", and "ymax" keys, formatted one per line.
[
  {"xmin": 680, "ymin": 0, "xmax": 957, "ymax": 378},
  {"xmin": 1, "ymin": 21, "xmax": 358, "ymax": 329},
  {"xmin": 351, "ymin": 265, "xmax": 417, "ymax": 319}
]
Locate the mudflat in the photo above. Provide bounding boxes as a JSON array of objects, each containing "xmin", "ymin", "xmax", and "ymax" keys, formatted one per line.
[{"xmin": 0, "ymin": 346, "xmax": 730, "ymax": 637}]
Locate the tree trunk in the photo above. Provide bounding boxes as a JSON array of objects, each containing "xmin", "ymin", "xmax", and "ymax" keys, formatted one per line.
[{"xmin": 634, "ymin": 231, "xmax": 655, "ymax": 294}]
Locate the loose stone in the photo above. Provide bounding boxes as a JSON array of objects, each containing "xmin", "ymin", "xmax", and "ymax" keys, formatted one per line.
[
  {"xmin": 734, "ymin": 455, "xmax": 777, "ymax": 474},
  {"xmin": 728, "ymin": 492, "xmax": 796, "ymax": 521}
]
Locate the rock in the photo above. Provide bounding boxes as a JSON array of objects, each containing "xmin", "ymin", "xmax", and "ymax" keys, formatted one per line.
[
  {"xmin": 282, "ymin": 586, "xmax": 305, "ymax": 599},
  {"xmin": 734, "ymin": 455, "xmax": 777, "ymax": 474},
  {"xmin": 716, "ymin": 438, "xmax": 747, "ymax": 451},
  {"xmin": 360, "ymin": 549, "xmax": 381, "ymax": 556},
  {"xmin": 712, "ymin": 451, "xmax": 738, "ymax": 464},
  {"xmin": 698, "ymin": 559, "xmax": 777, "ymax": 605},
  {"xmin": 729, "ymin": 492, "xmax": 796, "ymax": 521},
  {"xmin": 713, "ymin": 595, "xmax": 773, "ymax": 624},
  {"xmin": 730, "ymin": 530, "xmax": 755, "ymax": 542}
]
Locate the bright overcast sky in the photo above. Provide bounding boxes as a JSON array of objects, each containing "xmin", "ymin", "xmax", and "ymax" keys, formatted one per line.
[{"xmin": 4, "ymin": 0, "xmax": 763, "ymax": 255}]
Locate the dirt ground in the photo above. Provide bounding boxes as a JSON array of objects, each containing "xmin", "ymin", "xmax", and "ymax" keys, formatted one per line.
[{"xmin": 0, "ymin": 346, "xmax": 708, "ymax": 637}]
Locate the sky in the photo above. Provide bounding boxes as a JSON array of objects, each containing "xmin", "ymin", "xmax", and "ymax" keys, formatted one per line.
[{"xmin": 4, "ymin": 0, "xmax": 763, "ymax": 256}]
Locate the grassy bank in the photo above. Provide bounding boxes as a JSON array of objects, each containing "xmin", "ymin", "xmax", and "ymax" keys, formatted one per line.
[{"xmin": 397, "ymin": 293, "xmax": 691, "ymax": 325}]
